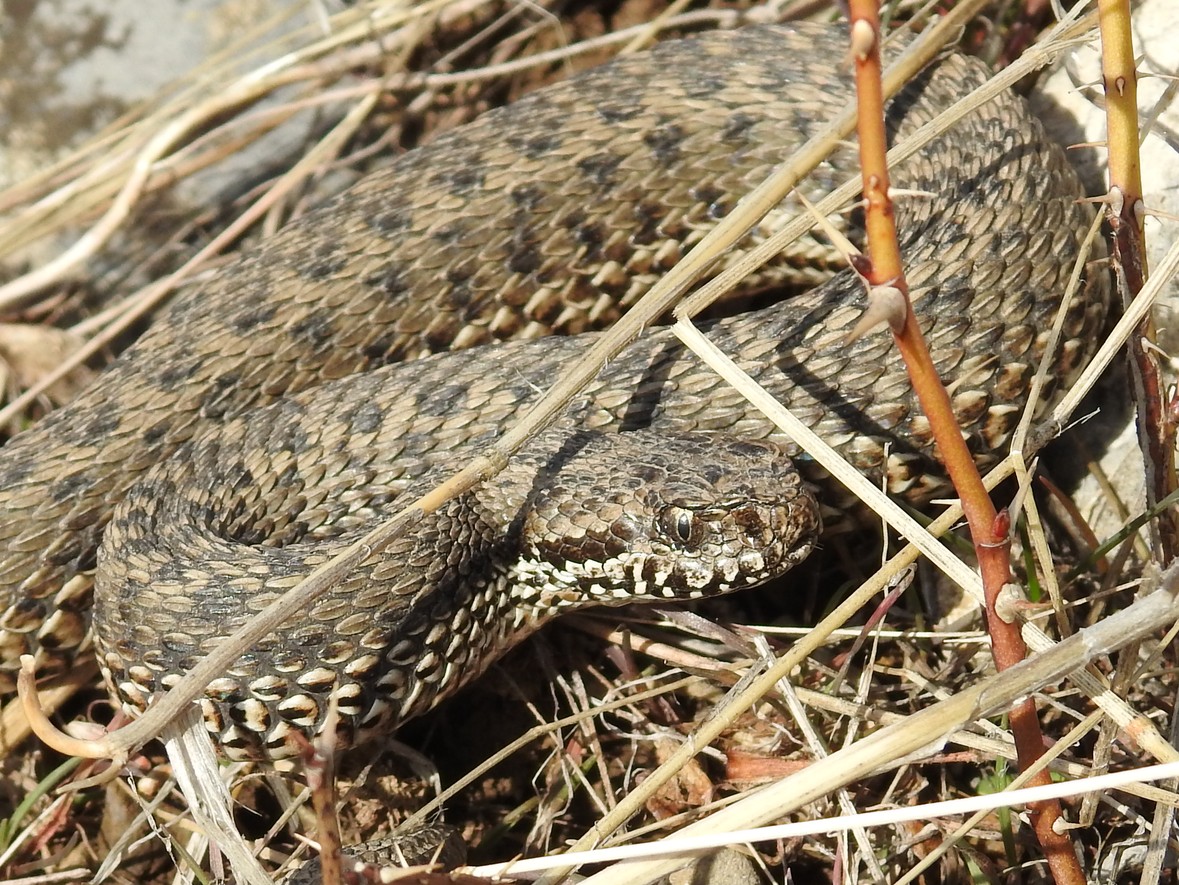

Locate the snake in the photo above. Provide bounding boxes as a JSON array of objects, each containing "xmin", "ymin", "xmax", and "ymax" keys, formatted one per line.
[{"xmin": 0, "ymin": 23, "xmax": 1107, "ymax": 760}]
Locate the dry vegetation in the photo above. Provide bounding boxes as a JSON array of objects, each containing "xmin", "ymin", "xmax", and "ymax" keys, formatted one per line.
[{"xmin": 0, "ymin": 1, "xmax": 1175, "ymax": 883}]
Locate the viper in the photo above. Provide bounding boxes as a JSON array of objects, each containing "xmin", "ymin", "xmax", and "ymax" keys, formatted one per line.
[{"xmin": 0, "ymin": 23, "xmax": 1106, "ymax": 758}]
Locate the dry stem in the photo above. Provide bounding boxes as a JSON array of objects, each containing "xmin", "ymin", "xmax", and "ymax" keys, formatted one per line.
[{"xmin": 1097, "ymin": 0, "xmax": 1177, "ymax": 562}]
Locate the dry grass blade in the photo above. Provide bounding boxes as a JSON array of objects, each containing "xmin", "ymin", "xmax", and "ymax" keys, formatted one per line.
[{"xmin": 161, "ymin": 709, "xmax": 271, "ymax": 885}]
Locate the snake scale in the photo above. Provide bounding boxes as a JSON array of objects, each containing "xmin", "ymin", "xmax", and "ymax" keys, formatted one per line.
[{"xmin": 0, "ymin": 23, "xmax": 1106, "ymax": 758}]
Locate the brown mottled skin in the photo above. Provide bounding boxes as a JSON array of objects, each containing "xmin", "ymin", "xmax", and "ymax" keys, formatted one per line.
[{"xmin": 0, "ymin": 25, "xmax": 1105, "ymax": 753}]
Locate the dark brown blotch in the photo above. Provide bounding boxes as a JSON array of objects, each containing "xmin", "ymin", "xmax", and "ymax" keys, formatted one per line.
[
  {"xmin": 368, "ymin": 207, "xmax": 411, "ymax": 235},
  {"xmin": 231, "ymin": 303, "xmax": 279, "ymax": 335},
  {"xmin": 140, "ymin": 420, "xmax": 171, "ymax": 447},
  {"xmin": 507, "ymin": 246, "xmax": 540, "ymax": 276},
  {"xmin": 631, "ymin": 201, "xmax": 668, "ymax": 245},
  {"xmin": 84, "ymin": 412, "xmax": 120, "ymax": 438},
  {"xmin": 443, "ymin": 263, "xmax": 477, "ymax": 306},
  {"xmin": 689, "ymin": 183, "xmax": 728, "ymax": 220},
  {"xmin": 643, "ymin": 123, "xmax": 684, "ymax": 166},
  {"xmin": 430, "ymin": 219, "xmax": 468, "ymax": 246},
  {"xmin": 200, "ymin": 372, "xmax": 242, "ymax": 420},
  {"xmin": 722, "ymin": 111, "xmax": 757, "ymax": 143},
  {"xmin": 574, "ymin": 220, "xmax": 608, "ymax": 258},
  {"xmin": 361, "ymin": 334, "xmax": 396, "ymax": 363},
  {"xmin": 294, "ymin": 240, "xmax": 348, "ymax": 280},
  {"xmin": 48, "ymin": 472, "xmax": 89, "ymax": 505},
  {"xmin": 434, "ymin": 164, "xmax": 485, "ymax": 197},
  {"xmin": 576, "ymin": 152, "xmax": 623, "ymax": 187},
  {"xmin": 419, "ymin": 382, "xmax": 466, "ymax": 416},
  {"xmin": 683, "ymin": 72, "xmax": 726, "ymax": 98},
  {"xmin": 509, "ymin": 182, "xmax": 545, "ymax": 210},
  {"xmin": 153, "ymin": 355, "xmax": 201, "ymax": 391},
  {"xmin": 508, "ymin": 132, "xmax": 562, "ymax": 159},
  {"xmin": 290, "ymin": 313, "xmax": 336, "ymax": 348},
  {"xmin": 363, "ymin": 265, "xmax": 407, "ymax": 299},
  {"xmin": 349, "ymin": 402, "xmax": 384, "ymax": 434},
  {"xmin": 595, "ymin": 103, "xmax": 641, "ymax": 124}
]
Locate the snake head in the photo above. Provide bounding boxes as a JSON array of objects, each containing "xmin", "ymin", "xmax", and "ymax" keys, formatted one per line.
[{"xmin": 512, "ymin": 432, "xmax": 820, "ymax": 613}]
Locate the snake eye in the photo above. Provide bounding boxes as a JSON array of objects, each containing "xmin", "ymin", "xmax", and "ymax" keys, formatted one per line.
[{"xmin": 660, "ymin": 506, "xmax": 701, "ymax": 548}]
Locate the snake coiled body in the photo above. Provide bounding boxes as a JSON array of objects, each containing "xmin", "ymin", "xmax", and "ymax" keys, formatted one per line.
[{"xmin": 0, "ymin": 24, "xmax": 1106, "ymax": 754}]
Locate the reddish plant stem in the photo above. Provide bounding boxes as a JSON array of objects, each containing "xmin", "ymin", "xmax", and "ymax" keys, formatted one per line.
[{"xmin": 844, "ymin": 6, "xmax": 1082, "ymax": 882}]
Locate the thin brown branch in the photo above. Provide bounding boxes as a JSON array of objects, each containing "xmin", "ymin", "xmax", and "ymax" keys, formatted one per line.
[
  {"xmin": 1095, "ymin": 9, "xmax": 1176, "ymax": 875},
  {"xmin": 845, "ymin": 2, "xmax": 1082, "ymax": 880},
  {"xmin": 303, "ymin": 701, "xmax": 344, "ymax": 885},
  {"xmin": 1097, "ymin": 0, "xmax": 1176, "ymax": 559}
]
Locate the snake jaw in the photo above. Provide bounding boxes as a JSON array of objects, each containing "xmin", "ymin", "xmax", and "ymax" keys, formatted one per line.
[{"xmin": 512, "ymin": 431, "xmax": 821, "ymax": 606}]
